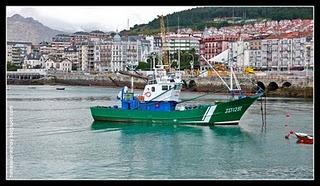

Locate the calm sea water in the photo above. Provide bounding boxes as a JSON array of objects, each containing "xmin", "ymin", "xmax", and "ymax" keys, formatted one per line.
[{"xmin": 6, "ymin": 85, "xmax": 313, "ymax": 180}]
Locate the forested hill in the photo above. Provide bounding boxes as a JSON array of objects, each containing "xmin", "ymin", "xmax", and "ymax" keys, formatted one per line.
[{"xmin": 122, "ymin": 7, "xmax": 313, "ymax": 35}]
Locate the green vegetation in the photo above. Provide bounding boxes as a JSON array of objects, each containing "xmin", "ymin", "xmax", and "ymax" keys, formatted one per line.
[
  {"xmin": 7, "ymin": 62, "xmax": 21, "ymax": 71},
  {"xmin": 170, "ymin": 48, "xmax": 199, "ymax": 70},
  {"xmin": 137, "ymin": 49, "xmax": 200, "ymax": 71},
  {"xmin": 121, "ymin": 7, "xmax": 313, "ymax": 35},
  {"xmin": 137, "ymin": 61, "xmax": 150, "ymax": 70}
]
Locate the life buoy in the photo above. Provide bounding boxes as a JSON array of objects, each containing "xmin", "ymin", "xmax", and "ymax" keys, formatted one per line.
[
  {"xmin": 155, "ymin": 102, "xmax": 160, "ymax": 108},
  {"xmin": 144, "ymin": 92, "xmax": 151, "ymax": 97}
]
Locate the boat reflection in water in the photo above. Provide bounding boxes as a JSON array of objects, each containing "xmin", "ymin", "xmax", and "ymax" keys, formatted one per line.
[
  {"xmin": 90, "ymin": 121, "xmax": 204, "ymax": 134},
  {"xmin": 91, "ymin": 120, "xmax": 249, "ymax": 139}
]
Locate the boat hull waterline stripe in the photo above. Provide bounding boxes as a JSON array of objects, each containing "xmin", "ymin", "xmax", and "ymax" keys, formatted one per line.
[{"xmin": 183, "ymin": 105, "xmax": 217, "ymax": 124}]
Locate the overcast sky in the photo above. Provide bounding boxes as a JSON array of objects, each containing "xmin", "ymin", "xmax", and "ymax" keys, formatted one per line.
[{"xmin": 6, "ymin": 6, "xmax": 199, "ymax": 33}]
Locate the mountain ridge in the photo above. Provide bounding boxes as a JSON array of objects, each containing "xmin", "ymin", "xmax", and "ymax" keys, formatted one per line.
[{"xmin": 7, "ymin": 14, "xmax": 67, "ymax": 44}]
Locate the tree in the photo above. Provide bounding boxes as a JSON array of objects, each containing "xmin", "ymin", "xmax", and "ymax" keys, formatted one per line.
[
  {"xmin": 137, "ymin": 61, "xmax": 150, "ymax": 71},
  {"xmin": 7, "ymin": 62, "xmax": 21, "ymax": 71},
  {"xmin": 169, "ymin": 49, "xmax": 199, "ymax": 70}
]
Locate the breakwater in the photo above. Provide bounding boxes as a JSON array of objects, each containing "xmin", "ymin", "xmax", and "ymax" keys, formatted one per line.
[{"xmin": 7, "ymin": 72, "xmax": 313, "ymax": 98}]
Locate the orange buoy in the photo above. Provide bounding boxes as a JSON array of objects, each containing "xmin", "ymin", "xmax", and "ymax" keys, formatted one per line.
[{"xmin": 138, "ymin": 95, "xmax": 144, "ymax": 102}]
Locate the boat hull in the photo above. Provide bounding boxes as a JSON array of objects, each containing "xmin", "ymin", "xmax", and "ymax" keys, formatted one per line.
[
  {"xmin": 90, "ymin": 93, "xmax": 262, "ymax": 125},
  {"xmin": 295, "ymin": 133, "xmax": 313, "ymax": 144}
]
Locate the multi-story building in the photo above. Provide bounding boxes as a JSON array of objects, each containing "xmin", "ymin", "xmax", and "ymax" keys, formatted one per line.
[
  {"xmin": 7, "ymin": 44, "xmax": 12, "ymax": 63},
  {"xmin": 260, "ymin": 32, "xmax": 306, "ymax": 71},
  {"xmin": 154, "ymin": 36, "xmax": 162, "ymax": 50},
  {"xmin": 164, "ymin": 34, "xmax": 200, "ymax": 55},
  {"xmin": 228, "ymin": 41, "xmax": 250, "ymax": 70},
  {"xmin": 7, "ymin": 41, "xmax": 32, "ymax": 65},
  {"xmin": 77, "ymin": 33, "xmax": 151, "ymax": 73},
  {"xmin": 248, "ymin": 39, "xmax": 262, "ymax": 68},
  {"xmin": 139, "ymin": 38, "xmax": 152, "ymax": 62},
  {"xmin": 304, "ymin": 36, "xmax": 314, "ymax": 70},
  {"xmin": 248, "ymin": 49, "xmax": 262, "ymax": 69},
  {"xmin": 79, "ymin": 42, "xmax": 95, "ymax": 72},
  {"xmin": 199, "ymin": 34, "xmax": 238, "ymax": 66},
  {"xmin": 63, "ymin": 46, "xmax": 79, "ymax": 71},
  {"xmin": 51, "ymin": 35, "xmax": 73, "ymax": 54},
  {"xmin": 39, "ymin": 41, "xmax": 53, "ymax": 55},
  {"xmin": 249, "ymin": 39, "xmax": 262, "ymax": 50},
  {"xmin": 89, "ymin": 30, "xmax": 111, "ymax": 42},
  {"xmin": 126, "ymin": 38, "xmax": 139, "ymax": 65},
  {"xmin": 111, "ymin": 34, "xmax": 127, "ymax": 72},
  {"xmin": 228, "ymin": 31, "xmax": 313, "ymax": 71},
  {"xmin": 145, "ymin": 35, "xmax": 161, "ymax": 54},
  {"xmin": 72, "ymin": 31, "xmax": 90, "ymax": 45},
  {"xmin": 96, "ymin": 41, "xmax": 112, "ymax": 71}
]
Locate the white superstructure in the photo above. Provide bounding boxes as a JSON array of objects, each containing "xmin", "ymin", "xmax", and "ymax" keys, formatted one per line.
[{"xmin": 142, "ymin": 68, "xmax": 182, "ymax": 102}]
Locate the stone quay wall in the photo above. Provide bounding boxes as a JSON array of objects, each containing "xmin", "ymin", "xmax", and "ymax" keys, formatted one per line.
[{"xmin": 7, "ymin": 72, "xmax": 313, "ymax": 98}]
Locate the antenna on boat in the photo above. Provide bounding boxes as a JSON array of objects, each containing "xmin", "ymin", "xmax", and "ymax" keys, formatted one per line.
[
  {"xmin": 178, "ymin": 15, "xmax": 180, "ymax": 72},
  {"xmin": 126, "ymin": 61, "xmax": 138, "ymax": 93}
]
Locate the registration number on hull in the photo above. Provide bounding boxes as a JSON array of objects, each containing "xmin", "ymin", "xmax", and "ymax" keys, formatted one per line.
[{"xmin": 225, "ymin": 106, "xmax": 242, "ymax": 114}]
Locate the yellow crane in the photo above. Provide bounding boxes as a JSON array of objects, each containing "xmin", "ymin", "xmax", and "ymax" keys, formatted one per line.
[{"xmin": 158, "ymin": 15, "xmax": 170, "ymax": 71}]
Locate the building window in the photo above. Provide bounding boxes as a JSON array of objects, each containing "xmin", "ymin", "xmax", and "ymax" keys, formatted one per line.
[{"xmin": 162, "ymin": 85, "xmax": 168, "ymax": 91}]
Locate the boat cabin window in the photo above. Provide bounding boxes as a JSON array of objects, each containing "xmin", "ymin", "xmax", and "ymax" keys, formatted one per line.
[
  {"xmin": 174, "ymin": 84, "xmax": 181, "ymax": 90},
  {"xmin": 162, "ymin": 85, "xmax": 168, "ymax": 90},
  {"xmin": 151, "ymin": 87, "xmax": 155, "ymax": 92}
]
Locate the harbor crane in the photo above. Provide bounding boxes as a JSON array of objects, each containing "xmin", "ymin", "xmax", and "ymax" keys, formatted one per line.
[{"xmin": 158, "ymin": 15, "xmax": 170, "ymax": 71}]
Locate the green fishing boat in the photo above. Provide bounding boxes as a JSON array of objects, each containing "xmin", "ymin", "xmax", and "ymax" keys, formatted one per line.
[
  {"xmin": 90, "ymin": 53, "xmax": 264, "ymax": 125},
  {"xmin": 91, "ymin": 92, "xmax": 262, "ymax": 125}
]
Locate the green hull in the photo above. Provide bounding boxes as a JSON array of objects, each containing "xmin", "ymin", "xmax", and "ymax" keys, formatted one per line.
[{"xmin": 90, "ymin": 93, "xmax": 262, "ymax": 125}]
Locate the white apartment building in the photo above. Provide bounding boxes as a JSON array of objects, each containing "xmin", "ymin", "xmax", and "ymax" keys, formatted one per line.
[
  {"xmin": 111, "ymin": 34, "xmax": 127, "ymax": 72},
  {"xmin": 77, "ymin": 34, "xmax": 151, "ymax": 73},
  {"xmin": 164, "ymin": 34, "xmax": 200, "ymax": 55},
  {"xmin": 228, "ymin": 32, "xmax": 314, "ymax": 71},
  {"xmin": 7, "ymin": 41, "xmax": 32, "ymax": 64},
  {"xmin": 228, "ymin": 41, "xmax": 250, "ymax": 70}
]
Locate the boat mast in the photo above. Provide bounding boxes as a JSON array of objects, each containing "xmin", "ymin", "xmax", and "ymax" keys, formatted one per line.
[
  {"xmin": 229, "ymin": 49, "xmax": 241, "ymax": 92},
  {"xmin": 178, "ymin": 15, "xmax": 180, "ymax": 72},
  {"xmin": 131, "ymin": 76, "xmax": 134, "ymax": 93},
  {"xmin": 201, "ymin": 55, "xmax": 231, "ymax": 91},
  {"xmin": 230, "ymin": 54, "xmax": 233, "ymax": 90},
  {"xmin": 201, "ymin": 51, "xmax": 242, "ymax": 92},
  {"xmin": 128, "ymin": 20, "xmax": 133, "ymax": 93}
]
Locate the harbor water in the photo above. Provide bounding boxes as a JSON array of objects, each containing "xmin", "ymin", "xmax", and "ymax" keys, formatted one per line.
[{"xmin": 6, "ymin": 85, "xmax": 313, "ymax": 180}]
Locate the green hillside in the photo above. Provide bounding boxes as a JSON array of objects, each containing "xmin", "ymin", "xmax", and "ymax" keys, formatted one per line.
[{"xmin": 121, "ymin": 7, "xmax": 313, "ymax": 35}]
